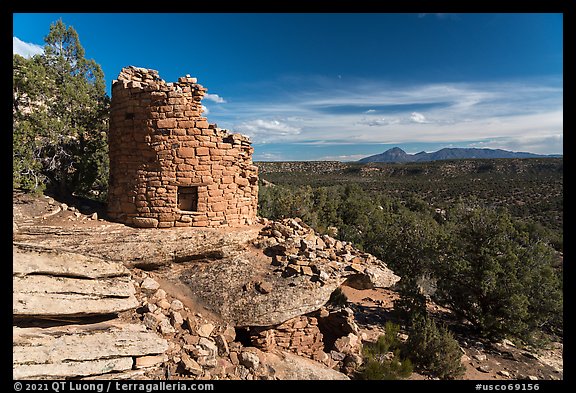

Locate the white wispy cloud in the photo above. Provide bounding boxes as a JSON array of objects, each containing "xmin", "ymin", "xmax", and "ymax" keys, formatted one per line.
[
  {"xmin": 235, "ymin": 119, "xmax": 301, "ymax": 143},
  {"xmin": 410, "ymin": 112, "xmax": 427, "ymax": 123},
  {"xmin": 13, "ymin": 37, "xmax": 44, "ymax": 58},
  {"xmin": 204, "ymin": 93, "xmax": 226, "ymax": 103},
  {"xmin": 467, "ymin": 133, "xmax": 563, "ymax": 155},
  {"xmin": 316, "ymin": 154, "xmax": 370, "ymax": 162},
  {"xmin": 254, "ymin": 151, "xmax": 286, "ymax": 161},
  {"xmin": 208, "ymin": 76, "xmax": 562, "ymax": 154},
  {"xmin": 201, "ymin": 105, "xmax": 209, "ymax": 114},
  {"xmin": 357, "ymin": 117, "xmax": 401, "ymax": 127}
]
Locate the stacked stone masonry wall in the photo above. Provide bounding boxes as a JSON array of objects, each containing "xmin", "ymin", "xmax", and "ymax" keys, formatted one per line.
[
  {"xmin": 107, "ymin": 66, "xmax": 258, "ymax": 228},
  {"xmin": 249, "ymin": 315, "xmax": 325, "ymax": 360}
]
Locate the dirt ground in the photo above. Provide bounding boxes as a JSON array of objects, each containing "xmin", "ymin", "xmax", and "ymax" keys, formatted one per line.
[{"xmin": 13, "ymin": 190, "xmax": 563, "ymax": 381}]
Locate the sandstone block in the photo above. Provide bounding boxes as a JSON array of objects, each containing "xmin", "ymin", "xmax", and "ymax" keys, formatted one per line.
[
  {"xmin": 212, "ymin": 202, "xmax": 227, "ymax": 212},
  {"xmin": 141, "ymin": 277, "xmax": 160, "ymax": 291},
  {"xmin": 196, "ymin": 323, "xmax": 215, "ymax": 338},
  {"xmin": 135, "ymin": 354, "xmax": 167, "ymax": 369},
  {"xmin": 256, "ymin": 281, "xmax": 273, "ymax": 294},
  {"xmin": 196, "ymin": 147, "xmax": 210, "ymax": 156},
  {"xmin": 236, "ymin": 177, "xmax": 249, "ymax": 186},
  {"xmin": 178, "ymin": 120, "xmax": 195, "ymax": 128},
  {"xmin": 181, "ymin": 353, "xmax": 203, "ymax": 375},
  {"xmin": 13, "ymin": 322, "xmax": 168, "ymax": 379},
  {"xmin": 177, "ymin": 147, "xmax": 195, "ymax": 158},
  {"xmin": 132, "ymin": 217, "xmax": 159, "ymax": 228},
  {"xmin": 195, "ymin": 120, "xmax": 209, "ymax": 128},
  {"xmin": 157, "ymin": 119, "xmax": 177, "ymax": 128},
  {"xmin": 239, "ymin": 351, "xmax": 260, "ymax": 370}
]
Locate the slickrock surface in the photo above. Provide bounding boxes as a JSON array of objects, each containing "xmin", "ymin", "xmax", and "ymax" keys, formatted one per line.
[
  {"xmin": 13, "ymin": 244, "xmax": 138, "ymax": 317},
  {"xmin": 13, "ymin": 322, "xmax": 168, "ymax": 380}
]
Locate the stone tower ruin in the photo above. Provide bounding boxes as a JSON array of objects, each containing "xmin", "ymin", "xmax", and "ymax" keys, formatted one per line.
[{"xmin": 107, "ymin": 66, "xmax": 258, "ymax": 228}]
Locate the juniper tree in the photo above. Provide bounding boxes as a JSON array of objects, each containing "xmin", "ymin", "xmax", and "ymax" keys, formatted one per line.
[
  {"xmin": 13, "ymin": 19, "xmax": 109, "ymax": 199},
  {"xmin": 434, "ymin": 204, "xmax": 563, "ymax": 341}
]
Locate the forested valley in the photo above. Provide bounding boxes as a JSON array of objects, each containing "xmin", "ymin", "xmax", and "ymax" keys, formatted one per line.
[{"xmin": 257, "ymin": 159, "xmax": 563, "ymax": 347}]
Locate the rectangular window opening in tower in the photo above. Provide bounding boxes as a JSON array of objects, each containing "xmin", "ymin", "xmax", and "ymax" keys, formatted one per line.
[{"xmin": 178, "ymin": 186, "xmax": 198, "ymax": 212}]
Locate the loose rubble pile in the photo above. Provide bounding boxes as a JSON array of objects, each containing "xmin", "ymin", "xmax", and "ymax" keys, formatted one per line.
[
  {"xmin": 255, "ymin": 217, "xmax": 400, "ymax": 289},
  {"xmin": 132, "ymin": 273, "xmax": 349, "ymax": 380}
]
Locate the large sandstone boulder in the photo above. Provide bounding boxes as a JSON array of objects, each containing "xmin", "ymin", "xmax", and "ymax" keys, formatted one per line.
[
  {"xmin": 261, "ymin": 350, "xmax": 350, "ymax": 380},
  {"xmin": 179, "ymin": 218, "xmax": 400, "ymax": 327},
  {"xmin": 181, "ymin": 255, "xmax": 341, "ymax": 327}
]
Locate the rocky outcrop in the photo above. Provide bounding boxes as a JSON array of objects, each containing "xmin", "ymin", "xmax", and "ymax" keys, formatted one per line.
[
  {"xmin": 181, "ymin": 255, "xmax": 340, "ymax": 327},
  {"xmin": 259, "ymin": 350, "xmax": 350, "ymax": 380},
  {"xmin": 13, "ymin": 223, "xmax": 262, "ymax": 270},
  {"xmin": 179, "ymin": 218, "xmax": 399, "ymax": 328},
  {"xmin": 13, "ymin": 192, "xmax": 401, "ymax": 380},
  {"xmin": 13, "ymin": 322, "xmax": 168, "ymax": 380},
  {"xmin": 13, "ymin": 244, "xmax": 138, "ymax": 317},
  {"xmin": 255, "ymin": 218, "xmax": 400, "ymax": 290},
  {"xmin": 131, "ymin": 273, "xmax": 350, "ymax": 380},
  {"xmin": 12, "ymin": 244, "xmax": 169, "ymax": 380}
]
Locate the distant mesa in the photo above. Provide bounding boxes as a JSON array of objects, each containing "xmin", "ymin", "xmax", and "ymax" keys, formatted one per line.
[{"xmin": 358, "ymin": 147, "xmax": 562, "ymax": 163}]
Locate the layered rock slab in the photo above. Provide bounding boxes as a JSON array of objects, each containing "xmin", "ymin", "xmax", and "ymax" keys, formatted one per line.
[
  {"xmin": 13, "ymin": 322, "xmax": 168, "ymax": 379},
  {"xmin": 13, "ymin": 224, "xmax": 262, "ymax": 270},
  {"xmin": 13, "ymin": 244, "xmax": 138, "ymax": 317}
]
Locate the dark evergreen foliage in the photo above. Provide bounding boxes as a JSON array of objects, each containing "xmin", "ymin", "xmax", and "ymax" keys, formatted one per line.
[
  {"xmin": 13, "ymin": 19, "xmax": 109, "ymax": 200},
  {"xmin": 258, "ymin": 179, "xmax": 563, "ymax": 342}
]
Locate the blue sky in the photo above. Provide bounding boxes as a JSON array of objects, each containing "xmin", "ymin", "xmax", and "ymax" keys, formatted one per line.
[{"xmin": 13, "ymin": 13, "xmax": 563, "ymax": 161}]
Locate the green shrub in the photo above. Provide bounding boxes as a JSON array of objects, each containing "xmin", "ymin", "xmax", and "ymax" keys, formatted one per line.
[
  {"xmin": 356, "ymin": 322, "xmax": 413, "ymax": 380},
  {"xmin": 404, "ymin": 315, "xmax": 464, "ymax": 379},
  {"xmin": 357, "ymin": 356, "xmax": 413, "ymax": 380},
  {"xmin": 435, "ymin": 205, "xmax": 563, "ymax": 341},
  {"xmin": 363, "ymin": 321, "xmax": 402, "ymax": 356}
]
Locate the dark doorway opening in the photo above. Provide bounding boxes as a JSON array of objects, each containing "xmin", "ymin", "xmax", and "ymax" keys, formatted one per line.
[{"xmin": 178, "ymin": 186, "xmax": 198, "ymax": 212}]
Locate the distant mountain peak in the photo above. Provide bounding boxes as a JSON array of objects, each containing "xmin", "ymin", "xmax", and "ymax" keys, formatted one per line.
[
  {"xmin": 358, "ymin": 147, "xmax": 560, "ymax": 163},
  {"xmin": 358, "ymin": 147, "xmax": 413, "ymax": 163}
]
